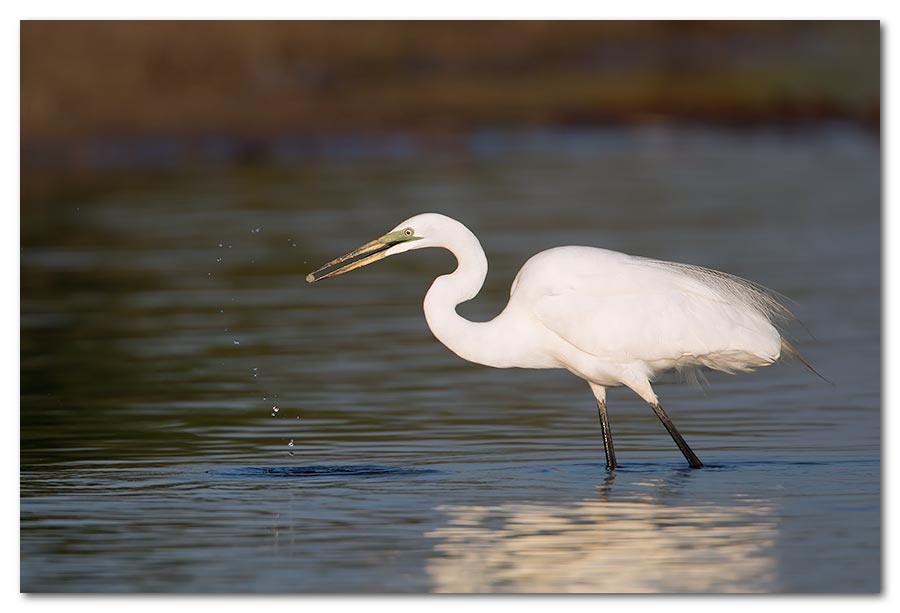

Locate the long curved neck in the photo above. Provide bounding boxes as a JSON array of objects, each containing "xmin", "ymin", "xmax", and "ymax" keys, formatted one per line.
[{"xmin": 422, "ymin": 224, "xmax": 511, "ymax": 368}]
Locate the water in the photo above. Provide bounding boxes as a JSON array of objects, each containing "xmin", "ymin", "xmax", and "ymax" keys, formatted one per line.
[{"xmin": 20, "ymin": 126, "xmax": 880, "ymax": 593}]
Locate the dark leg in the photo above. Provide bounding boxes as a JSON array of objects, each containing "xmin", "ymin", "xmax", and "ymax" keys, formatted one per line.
[
  {"xmin": 648, "ymin": 402, "xmax": 703, "ymax": 468},
  {"xmin": 596, "ymin": 398, "xmax": 618, "ymax": 470}
]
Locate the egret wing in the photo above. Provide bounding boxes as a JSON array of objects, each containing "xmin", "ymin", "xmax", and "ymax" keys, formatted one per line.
[
  {"xmin": 528, "ymin": 257, "xmax": 782, "ymax": 369},
  {"xmin": 534, "ymin": 289, "xmax": 724, "ymax": 362}
]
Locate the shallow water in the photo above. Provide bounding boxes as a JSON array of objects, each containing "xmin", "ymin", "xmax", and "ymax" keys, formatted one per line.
[{"xmin": 20, "ymin": 127, "xmax": 880, "ymax": 593}]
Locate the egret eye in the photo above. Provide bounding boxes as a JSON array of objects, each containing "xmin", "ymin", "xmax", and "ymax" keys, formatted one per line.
[{"xmin": 404, "ymin": 228, "xmax": 414, "ymax": 237}]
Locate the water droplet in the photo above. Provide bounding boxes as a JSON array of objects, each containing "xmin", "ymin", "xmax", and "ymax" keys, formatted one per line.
[
  {"xmin": 292, "ymin": 243, "xmax": 297, "ymax": 247},
  {"xmin": 288, "ymin": 451, "xmax": 294, "ymax": 457},
  {"xmin": 218, "ymin": 243, "xmax": 223, "ymax": 248},
  {"xmin": 216, "ymin": 257, "xmax": 222, "ymax": 262},
  {"xmin": 219, "ymin": 309, "xmax": 224, "ymax": 314},
  {"xmin": 271, "ymin": 405, "xmax": 279, "ymax": 416},
  {"xmin": 228, "ymin": 244, "xmax": 232, "ymax": 249},
  {"xmin": 288, "ymin": 440, "xmax": 294, "ymax": 447},
  {"xmin": 233, "ymin": 340, "xmax": 240, "ymax": 345}
]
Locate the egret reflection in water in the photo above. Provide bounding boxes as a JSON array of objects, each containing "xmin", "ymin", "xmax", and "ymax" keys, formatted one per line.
[{"xmin": 426, "ymin": 496, "xmax": 777, "ymax": 593}]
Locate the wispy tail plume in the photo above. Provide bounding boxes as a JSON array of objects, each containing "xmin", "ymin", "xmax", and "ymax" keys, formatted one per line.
[{"xmin": 782, "ymin": 340, "xmax": 831, "ymax": 384}]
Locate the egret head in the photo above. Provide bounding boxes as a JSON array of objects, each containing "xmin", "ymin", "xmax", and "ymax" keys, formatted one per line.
[{"xmin": 305, "ymin": 214, "xmax": 437, "ymax": 283}]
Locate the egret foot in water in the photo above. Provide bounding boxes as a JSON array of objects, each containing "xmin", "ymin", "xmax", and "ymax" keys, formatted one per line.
[
  {"xmin": 596, "ymin": 398, "xmax": 618, "ymax": 471},
  {"xmin": 648, "ymin": 402, "xmax": 703, "ymax": 469}
]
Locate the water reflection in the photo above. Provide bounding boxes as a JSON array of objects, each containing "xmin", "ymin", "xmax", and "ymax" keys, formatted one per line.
[{"xmin": 426, "ymin": 495, "xmax": 777, "ymax": 593}]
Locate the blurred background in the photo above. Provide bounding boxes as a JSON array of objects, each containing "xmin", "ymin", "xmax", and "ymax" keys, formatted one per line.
[
  {"xmin": 22, "ymin": 21, "xmax": 878, "ymax": 200},
  {"xmin": 21, "ymin": 21, "xmax": 880, "ymax": 593}
]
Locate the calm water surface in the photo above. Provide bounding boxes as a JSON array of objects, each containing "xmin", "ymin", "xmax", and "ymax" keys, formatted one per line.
[{"xmin": 21, "ymin": 127, "xmax": 880, "ymax": 592}]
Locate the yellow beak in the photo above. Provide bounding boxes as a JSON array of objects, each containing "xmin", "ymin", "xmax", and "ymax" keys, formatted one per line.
[{"xmin": 305, "ymin": 238, "xmax": 392, "ymax": 283}]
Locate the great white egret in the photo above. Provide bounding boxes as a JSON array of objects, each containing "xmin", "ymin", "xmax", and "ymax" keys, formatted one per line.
[{"xmin": 306, "ymin": 213, "xmax": 809, "ymax": 469}]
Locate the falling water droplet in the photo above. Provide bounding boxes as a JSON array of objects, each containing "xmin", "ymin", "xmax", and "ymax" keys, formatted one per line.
[
  {"xmin": 288, "ymin": 440, "xmax": 294, "ymax": 447},
  {"xmin": 271, "ymin": 405, "xmax": 279, "ymax": 416},
  {"xmin": 216, "ymin": 257, "xmax": 222, "ymax": 262},
  {"xmin": 218, "ymin": 243, "xmax": 223, "ymax": 248},
  {"xmin": 233, "ymin": 340, "xmax": 240, "ymax": 345},
  {"xmin": 288, "ymin": 451, "xmax": 295, "ymax": 457}
]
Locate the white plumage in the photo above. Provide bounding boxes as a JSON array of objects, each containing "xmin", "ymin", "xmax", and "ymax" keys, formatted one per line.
[{"xmin": 307, "ymin": 213, "xmax": 803, "ymax": 469}]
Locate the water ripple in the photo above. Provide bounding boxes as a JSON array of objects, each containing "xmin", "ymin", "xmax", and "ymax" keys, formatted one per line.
[{"xmin": 209, "ymin": 464, "xmax": 442, "ymax": 480}]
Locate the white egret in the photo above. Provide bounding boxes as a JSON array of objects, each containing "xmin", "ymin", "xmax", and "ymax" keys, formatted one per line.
[{"xmin": 307, "ymin": 213, "xmax": 810, "ymax": 469}]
